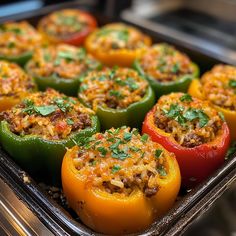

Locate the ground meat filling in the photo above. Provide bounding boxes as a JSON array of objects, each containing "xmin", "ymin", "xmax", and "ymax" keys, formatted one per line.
[
  {"xmin": 1, "ymin": 89, "xmax": 94, "ymax": 140},
  {"xmin": 40, "ymin": 9, "xmax": 89, "ymax": 39},
  {"xmin": 0, "ymin": 21, "xmax": 42, "ymax": 57},
  {"xmin": 27, "ymin": 44, "xmax": 101, "ymax": 79},
  {"xmin": 154, "ymin": 93, "xmax": 224, "ymax": 148},
  {"xmin": 201, "ymin": 65, "xmax": 236, "ymax": 111},
  {"xmin": 91, "ymin": 23, "xmax": 149, "ymax": 51},
  {"xmin": 139, "ymin": 43, "xmax": 195, "ymax": 82},
  {"xmin": 78, "ymin": 68, "xmax": 148, "ymax": 110},
  {"xmin": 0, "ymin": 60, "xmax": 35, "ymax": 97},
  {"xmin": 72, "ymin": 127, "xmax": 172, "ymax": 197}
]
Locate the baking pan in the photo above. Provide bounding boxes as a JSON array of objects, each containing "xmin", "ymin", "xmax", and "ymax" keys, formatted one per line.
[{"xmin": 0, "ymin": 1, "xmax": 236, "ymax": 235}]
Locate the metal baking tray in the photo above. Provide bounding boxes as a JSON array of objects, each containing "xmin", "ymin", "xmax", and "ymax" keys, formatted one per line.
[{"xmin": 0, "ymin": 1, "xmax": 236, "ymax": 235}]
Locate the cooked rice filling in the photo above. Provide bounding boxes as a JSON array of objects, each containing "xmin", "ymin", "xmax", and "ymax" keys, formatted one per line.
[
  {"xmin": 154, "ymin": 93, "xmax": 224, "ymax": 148},
  {"xmin": 1, "ymin": 89, "xmax": 94, "ymax": 140},
  {"xmin": 201, "ymin": 65, "xmax": 236, "ymax": 111},
  {"xmin": 79, "ymin": 68, "xmax": 148, "ymax": 109},
  {"xmin": 0, "ymin": 60, "xmax": 35, "ymax": 96},
  {"xmin": 27, "ymin": 44, "xmax": 100, "ymax": 79},
  {"xmin": 72, "ymin": 127, "xmax": 171, "ymax": 197},
  {"xmin": 139, "ymin": 43, "xmax": 195, "ymax": 82},
  {"xmin": 91, "ymin": 23, "xmax": 148, "ymax": 51},
  {"xmin": 40, "ymin": 9, "xmax": 89, "ymax": 38},
  {"xmin": 0, "ymin": 21, "xmax": 42, "ymax": 56}
]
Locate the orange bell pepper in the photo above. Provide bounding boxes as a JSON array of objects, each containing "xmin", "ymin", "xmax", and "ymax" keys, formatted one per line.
[
  {"xmin": 189, "ymin": 79, "xmax": 236, "ymax": 141},
  {"xmin": 85, "ymin": 23, "xmax": 152, "ymax": 67},
  {"xmin": 62, "ymin": 132, "xmax": 180, "ymax": 234}
]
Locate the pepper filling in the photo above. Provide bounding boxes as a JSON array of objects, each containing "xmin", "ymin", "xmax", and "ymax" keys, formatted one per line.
[
  {"xmin": 1, "ymin": 89, "xmax": 94, "ymax": 140},
  {"xmin": 72, "ymin": 126, "xmax": 171, "ymax": 197},
  {"xmin": 0, "ymin": 60, "xmax": 35, "ymax": 97},
  {"xmin": 0, "ymin": 21, "xmax": 42, "ymax": 56},
  {"xmin": 27, "ymin": 44, "xmax": 101, "ymax": 79},
  {"xmin": 40, "ymin": 9, "xmax": 90, "ymax": 38},
  {"xmin": 139, "ymin": 43, "xmax": 195, "ymax": 82},
  {"xmin": 201, "ymin": 65, "xmax": 236, "ymax": 111},
  {"xmin": 91, "ymin": 23, "xmax": 149, "ymax": 50},
  {"xmin": 79, "ymin": 67, "xmax": 148, "ymax": 110},
  {"xmin": 154, "ymin": 93, "xmax": 224, "ymax": 148}
]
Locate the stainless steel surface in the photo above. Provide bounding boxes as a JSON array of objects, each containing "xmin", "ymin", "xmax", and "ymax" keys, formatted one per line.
[
  {"xmin": 121, "ymin": 0, "xmax": 236, "ymax": 65},
  {"xmin": 0, "ymin": 178, "xmax": 53, "ymax": 236}
]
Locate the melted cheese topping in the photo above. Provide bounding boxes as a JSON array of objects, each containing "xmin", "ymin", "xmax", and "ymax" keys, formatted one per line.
[
  {"xmin": 0, "ymin": 60, "xmax": 35, "ymax": 96},
  {"xmin": 72, "ymin": 126, "xmax": 172, "ymax": 197},
  {"xmin": 0, "ymin": 21, "xmax": 42, "ymax": 57},
  {"xmin": 91, "ymin": 23, "xmax": 149, "ymax": 51},
  {"xmin": 78, "ymin": 68, "xmax": 148, "ymax": 110},
  {"xmin": 201, "ymin": 65, "xmax": 236, "ymax": 111},
  {"xmin": 139, "ymin": 43, "xmax": 195, "ymax": 82},
  {"xmin": 2, "ymin": 89, "xmax": 94, "ymax": 140},
  {"xmin": 154, "ymin": 93, "xmax": 224, "ymax": 147},
  {"xmin": 27, "ymin": 44, "xmax": 101, "ymax": 79}
]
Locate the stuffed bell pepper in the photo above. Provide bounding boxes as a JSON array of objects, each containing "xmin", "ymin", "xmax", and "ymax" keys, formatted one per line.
[
  {"xmin": 189, "ymin": 64, "xmax": 236, "ymax": 141},
  {"xmin": 85, "ymin": 23, "xmax": 151, "ymax": 67},
  {"xmin": 142, "ymin": 93, "xmax": 230, "ymax": 188},
  {"xmin": 38, "ymin": 9, "xmax": 97, "ymax": 46},
  {"xmin": 78, "ymin": 67, "xmax": 155, "ymax": 129},
  {"xmin": 0, "ymin": 89, "xmax": 100, "ymax": 184},
  {"xmin": 0, "ymin": 21, "xmax": 42, "ymax": 65},
  {"xmin": 0, "ymin": 60, "xmax": 36, "ymax": 111},
  {"xmin": 26, "ymin": 44, "xmax": 101, "ymax": 96},
  {"xmin": 62, "ymin": 126, "xmax": 181, "ymax": 234},
  {"xmin": 133, "ymin": 43, "xmax": 199, "ymax": 97}
]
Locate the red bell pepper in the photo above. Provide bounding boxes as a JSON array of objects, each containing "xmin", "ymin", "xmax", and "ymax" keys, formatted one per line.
[{"xmin": 142, "ymin": 107, "xmax": 230, "ymax": 188}]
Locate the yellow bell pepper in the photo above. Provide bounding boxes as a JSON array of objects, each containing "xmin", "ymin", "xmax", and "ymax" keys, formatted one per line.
[
  {"xmin": 189, "ymin": 79, "xmax": 236, "ymax": 141},
  {"xmin": 62, "ymin": 127, "xmax": 181, "ymax": 234}
]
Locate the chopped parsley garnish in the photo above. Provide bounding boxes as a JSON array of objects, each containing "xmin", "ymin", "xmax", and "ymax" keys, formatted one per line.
[
  {"xmin": 117, "ymin": 29, "xmax": 129, "ymax": 42},
  {"xmin": 141, "ymin": 134, "xmax": 149, "ymax": 142},
  {"xmin": 123, "ymin": 132, "xmax": 132, "ymax": 141},
  {"xmin": 80, "ymin": 84, "xmax": 88, "ymax": 92},
  {"xmin": 171, "ymin": 63, "xmax": 180, "ymax": 74},
  {"xmin": 126, "ymin": 77, "xmax": 139, "ymax": 91},
  {"xmin": 97, "ymin": 147, "xmax": 108, "ymax": 157},
  {"xmin": 180, "ymin": 94, "xmax": 193, "ymax": 102},
  {"xmin": 34, "ymin": 105, "xmax": 57, "ymax": 116},
  {"xmin": 155, "ymin": 149, "xmax": 163, "ymax": 158},
  {"xmin": 109, "ymin": 90, "xmax": 122, "ymax": 98},
  {"xmin": 157, "ymin": 165, "xmax": 167, "ymax": 176},
  {"xmin": 218, "ymin": 112, "xmax": 225, "ymax": 121},
  {"xmin": 130, "ymin": 146, "xmax": 141, "ymax": 152},
  {"xmin": 164, "ymin": 103, "xmax": 209, "ymax": 127},
  {"xmin": 7, "ymin": 42, "xmax": 15, "ymax": 48},
  {"xmin": 229, "ymin": 79, "xmax": 236, "ymax": 88},
  {"xmin": 111, "ymin": 165, "xmax": 121, "ymax": 173},
  {"xmin": 66, "ymin": 118, "xmax": 74, "ymax": 125},
  {"xmin": 111, "ymin": 149, "xmax": 129, "ymax": 160},
  {"xmin": 54, "ymin": 97, "xmax": 73, "ymax": 112}
]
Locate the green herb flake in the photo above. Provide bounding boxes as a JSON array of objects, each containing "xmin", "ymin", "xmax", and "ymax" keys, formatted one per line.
[
  {"xmin": 111, "ymin": 165, "xmax": 121, "ymax": 174},
  {"xmin": 80, "ymin": 84, "xmax": 88, "ymax": 92},
  {"xmin": 130, "ymin": 146, "xmax": 141, "ymax": 152},
  {"xmin": 97, "ymin": 147, "xmax": 108, "ymax": 157},
  {"xmin": 7, "ymin": 42, "xmax": 15, "ymax": 48},
  {"xmin": 157, "ymin": 165, "xmax": 167, "ymax": 176},
  {"xmin": 198, "ymin": 110, "xmax": 209, "ymax": 128},
  {"xmin": 141, "ymin": 134, "xmax": 149, "ymax": 142},
  {"xmin": 34, "ymin": 105, "xmax": 57, "ymax": 116},
  {"xmin": 229, "ymin": 79, "xmax": 236, "ymax": 88},
  {"xmin": 117, "ymin": 29, "xmax": 129, "ymax": 42},
  {"xmin": 66, "ymin": 118, "xmax": 74, "ymax": 125},
  {"xmin": 180, "ymin": 94, "xmax": 193, "ymax": 102},
  {"xmin": 218, "ymin": 112, "xmax": 225, "ymax": 121},
  {"xmin": 183, "ymin": 108, "xmax": 199, "ymax": 121},
  {"xmin": 123, "ymin": 132, "xmax": 132, "ymax": 141},
  {"xmin": 109, "ymin": 90, "xmax": 122, "ymax": 98},
  {"xmin": 171, "ymin": 63, "xmax": 180, "ymax": 74},
  {"xmin": 155, "ymin": 149, "xmax": 163, "ymax": 158}
]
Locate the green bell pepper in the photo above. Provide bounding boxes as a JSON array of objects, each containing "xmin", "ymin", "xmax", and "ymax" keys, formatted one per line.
[
  {"xmin": 79, "ymin": 86, "xmax": 155, "ymax": 130},
  {"xmin": 133, "ymin": 60, "xmax": 199, "ymax": 98},
  {"xmin": 0, "ymin": 51, "xmax": 32, "ymax": 66},
  {"xmin": 0, "ymin": 116, "xmax": 100, "ymax": 185}
]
